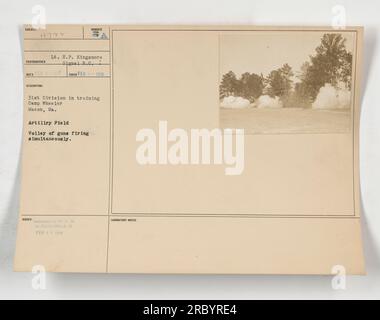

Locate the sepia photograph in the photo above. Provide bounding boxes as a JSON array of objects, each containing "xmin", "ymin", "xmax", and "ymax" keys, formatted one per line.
[{"xmin": 219, "ymin": 31, "xmax": 355, "ymax": 133}]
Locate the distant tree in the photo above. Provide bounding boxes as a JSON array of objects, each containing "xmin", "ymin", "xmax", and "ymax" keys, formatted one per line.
[
  {"xmin": 219, "ymin": 71, "xmax": 239, "ymax": 99},
  {"xmin": 219, "ymin": 71, "xmax": 264, "ymax": 102},
  {"xmin": 265, "ymin": 63, "xmax": 294, "ymax": 98},
  {"xmin": 340, "ymin": 51, "xmax": 353, "ymax": 89},
  {"xmin": 290, "ymin": 82, "xmax": 313, "ymax": 108},
  {"xmin": 299, "ymin": 33, "xmax": 352, "ymax": 100},
  {"xmin": 298, "ymin": 61, "xmax": 311, "ymax": 83},
  {"xmin": 237, "ymin": 72, "xmax": 264, "ymax": 102}
]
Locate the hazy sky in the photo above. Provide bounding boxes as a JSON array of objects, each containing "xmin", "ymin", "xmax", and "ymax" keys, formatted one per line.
[{"xmin": 220, "ymin": 31, "xmax": 355, "ymax": 81}]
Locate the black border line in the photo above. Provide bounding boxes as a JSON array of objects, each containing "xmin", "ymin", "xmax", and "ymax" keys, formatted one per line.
[
  {"xmin": 109, "ymin": 28, "xmax": 358, "ymax": 219},
  {"xmin": 106, "ymin": 26, "xmax": 113, "ymax": 272},
  {"xmin": 21, "ymin": 214, "xmax": 360, "ymax": 219}
]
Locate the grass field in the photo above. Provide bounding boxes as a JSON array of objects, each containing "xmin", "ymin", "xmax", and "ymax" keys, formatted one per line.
[{"xmin": 220, "ymin": 108, "xmax": 351, "ymax": 134}]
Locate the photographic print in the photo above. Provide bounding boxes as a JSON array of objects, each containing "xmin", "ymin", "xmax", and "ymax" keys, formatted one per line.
[{"xmin": 219, "ymin": 31, "xmax": 356, "ymax": 133}]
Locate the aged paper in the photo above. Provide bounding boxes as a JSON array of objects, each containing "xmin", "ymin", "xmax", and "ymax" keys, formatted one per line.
[{"xmin": 14, "ymin": 25, "xmax": 365, "ymax": 274}]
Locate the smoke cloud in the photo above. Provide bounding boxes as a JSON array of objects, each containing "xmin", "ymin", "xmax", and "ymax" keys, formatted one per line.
[
  {"xmin": 254, "ymin": 95, "xmax": 283, "ymax": 109},
  {"xmin": 221, "ymin": 96, "xmax": 251, "ymax": 109},
  {"xmin": 312, "ymin": 84, "xmax": 351, "ymax": 109}
]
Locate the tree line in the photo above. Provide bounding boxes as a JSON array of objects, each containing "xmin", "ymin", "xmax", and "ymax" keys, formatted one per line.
[{"xmin": 219, "ymin": 33, "xmax": 353, "ymax": 108}]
